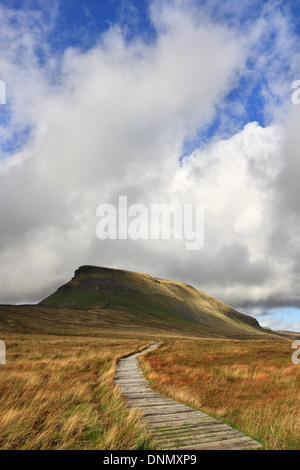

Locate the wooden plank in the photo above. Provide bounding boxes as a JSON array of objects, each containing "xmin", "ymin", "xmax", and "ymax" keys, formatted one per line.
[
  {"xmin": 153, "ymin": 424, "xmax": 233, "ymax": 439},
  {"xmin": 142, "ymin": 408, "xmax": 197, "ymax": 417},
  {"xmin": 174, "ymin": 436, "xmax": 263, "ymax": 450},
  {"xmin": 145, "ymin": 411, "xmax": 211, "ymax": 422},
  {"xmin": 146, "ymin": 419, "xmax": 220, "ymax": 430},
  {"xmin": 157, "ymin": 430, "xmax": 245, "ymax": 448}
]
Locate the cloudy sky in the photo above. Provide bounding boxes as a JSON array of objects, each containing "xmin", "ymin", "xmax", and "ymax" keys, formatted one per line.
[{"xmin": 0, "ymin": 0, "xmax": 300, "ymax": 332}]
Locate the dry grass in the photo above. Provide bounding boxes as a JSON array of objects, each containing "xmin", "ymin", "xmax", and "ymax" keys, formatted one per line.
[
  {"xmin": 0, "ymin": 332, "xmax": 155, "ymax": 450},
  {"xmin": 140, "ymin": 338, "xmax": 300, "ymax": 450},
  {"xmin": 1, "ymin": 327, "xmax": 299, "ymax": 450}
]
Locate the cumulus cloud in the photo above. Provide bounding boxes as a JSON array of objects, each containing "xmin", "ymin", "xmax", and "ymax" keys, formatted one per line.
[
  {"xmin": 258, "ymin": 315, "xmax": 300, "ymax": 333},
  {"xmin": 0, "ymin": 1, "xmax": 299, "ymax": 331}
]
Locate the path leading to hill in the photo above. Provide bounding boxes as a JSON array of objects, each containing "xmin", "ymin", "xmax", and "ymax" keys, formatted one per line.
[{"xmin": 115, "ymin": 343, "xmax": 263, "ymax": 450}]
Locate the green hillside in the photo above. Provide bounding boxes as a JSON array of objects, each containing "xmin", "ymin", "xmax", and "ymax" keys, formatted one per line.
[{"xmin": 38, "ymin": 265, "xmax": 279, "ymax": 339}]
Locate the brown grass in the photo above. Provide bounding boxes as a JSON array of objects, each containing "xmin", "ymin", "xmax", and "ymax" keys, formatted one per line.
[
  {"xmin": 0, "ymin": 332, "xmax": 155, "ymax": 450},
  {"xmin": 1, "ymin": 326, "xmax": 299, "ymax": 450},
  {"xmin": 139, "ymin": 338, "xmax": 300, "ymax": 450}
]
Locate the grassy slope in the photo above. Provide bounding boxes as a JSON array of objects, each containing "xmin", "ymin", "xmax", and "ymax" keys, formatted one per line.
[
  {"xmin": 0, "ymin": 331, "xmax": 157, "ymax": 450},
  {"xmin": 38, "ymin": 265, "xmax": 281, "ymax": 340}
]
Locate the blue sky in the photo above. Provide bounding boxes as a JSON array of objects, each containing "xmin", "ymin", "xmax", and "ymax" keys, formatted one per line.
[
  {"xmin": 1, "ymin": 0, "xmax": 156, "ymax": 52},
  {"xmin": 1, "ymin": 0, "xmax": 298, "ymax": 156},
  {"xmin": 0, "ymin": 0, "xmax": 299, "ymax": 332},
  {"xmin": 257, "ymin": 307, "xmax": 300, "ymax": 332}
]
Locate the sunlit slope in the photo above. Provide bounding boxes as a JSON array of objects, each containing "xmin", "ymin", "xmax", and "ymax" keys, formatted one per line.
[{"xmin": 40, "ymin": 265, "xmax": 273, "ymax": 338}]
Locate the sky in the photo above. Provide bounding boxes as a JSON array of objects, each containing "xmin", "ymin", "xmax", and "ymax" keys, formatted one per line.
[{"xmin": 0, "ymin": 0, "xmax": 300, "ymax": 332}]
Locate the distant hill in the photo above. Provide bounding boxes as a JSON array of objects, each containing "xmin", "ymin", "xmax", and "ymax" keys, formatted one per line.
[{"xmin": 34, "ymin": 265, "xmax": 282, "ymax": 339}]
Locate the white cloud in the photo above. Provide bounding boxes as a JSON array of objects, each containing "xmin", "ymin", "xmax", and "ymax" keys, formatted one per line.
[{"xmin": 0, "ymin": 1, "xmax": 299, "ymax": 332}]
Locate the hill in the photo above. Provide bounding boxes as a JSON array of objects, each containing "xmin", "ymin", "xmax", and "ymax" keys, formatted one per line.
[{"xmin": 31, "ymin": 265, "xmax": 282, "ymax": 339}]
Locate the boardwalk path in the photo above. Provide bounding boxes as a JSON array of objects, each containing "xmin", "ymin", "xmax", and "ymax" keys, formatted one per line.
[{"xmin": 115, "ymin": 343, "xmax": 263, "ymax": 450}]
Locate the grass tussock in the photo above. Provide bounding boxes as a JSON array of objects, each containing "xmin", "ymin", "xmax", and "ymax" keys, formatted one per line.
[
  {"xmin": 139, "ymin": 338, "xmax": 300, "ymax": 450},
  {"xmin": 0, "ymin": 333, "xmax": 155, "ymax": 450}
]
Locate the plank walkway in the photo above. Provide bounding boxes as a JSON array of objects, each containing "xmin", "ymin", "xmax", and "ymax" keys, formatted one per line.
[{"xmin": 115, "ymin": 343, "xmax": 263, "ymax": 450}]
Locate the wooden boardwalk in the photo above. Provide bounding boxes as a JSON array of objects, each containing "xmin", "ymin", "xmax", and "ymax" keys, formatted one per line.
[{"xmin": 115, "ymin": 343, "xmax": 263, "ymax": 450}]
